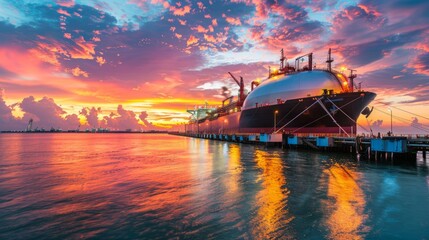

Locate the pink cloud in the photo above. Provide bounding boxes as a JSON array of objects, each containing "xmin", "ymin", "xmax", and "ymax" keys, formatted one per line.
[
  {"xmin": 223, "ymin": 15, "xmax": 242, "ymax": 26},
  {"xmin": 178, "ymin": 19, "xmax": 187, "ymax": 25},
  {"xmin": 0, "ymin": 92, "xmax": 24, "ymax": 130},
  {"xmin": 56, "ymin": 0, "xmax": 75, "ymax": 7},
  {"xmin": 197, "ymin": 2, "xmax": 205, "ymax": 10},
  {"xmin": 57, "ymin": 8, "xmax": 71, "ymax": 17},
  {"xmin": 19, "ymin": 96, "xmax": 79, "ymax": 130},
  {"xmin": 408, "ymin": 53, "xmax": 429, "ymax": 75},
  {"xmin": 64, "ymin": 33, "xmax": 72, "ymax": 39},
  {"xmin": 169, "ymin": 5, "xmax": 191, "ymax": 16},
  {"xmin": 80, "ymin": 107, "xmax": 101, "ymax": 128},
  {"xmin": 0, "ymin": 46, "xmax": 55, "ymax": 75},
  {"xmin": 100, "ymin": 105, "xmax": 142, "ymax": 131},
  {"xmin": 332, "ymin": 4, "xmax": 387, "ymax": 40}
]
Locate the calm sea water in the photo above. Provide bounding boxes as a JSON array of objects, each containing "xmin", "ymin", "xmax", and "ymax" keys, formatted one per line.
[{"xmin": 0, "ymin": 133, "xmax": 428, "ymax": 239}]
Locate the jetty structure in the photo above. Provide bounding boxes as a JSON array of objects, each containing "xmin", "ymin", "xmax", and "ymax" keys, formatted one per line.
[{"xmin": 178, "ymin": 49, "xmax": 429, "ymax": 161}]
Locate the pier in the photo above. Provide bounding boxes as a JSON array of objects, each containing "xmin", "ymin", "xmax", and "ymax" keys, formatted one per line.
[{"xmin": 171, "ymin": 132, "xmax": 429, "ymax": 162}]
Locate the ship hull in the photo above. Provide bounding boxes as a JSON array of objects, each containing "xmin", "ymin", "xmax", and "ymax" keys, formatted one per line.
[{"xmin": 186, "ymin": 91, "xmax": 376, "ymax": 135}]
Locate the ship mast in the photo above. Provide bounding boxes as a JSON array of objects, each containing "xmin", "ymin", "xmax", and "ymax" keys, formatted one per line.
[
  {"xmin": 326, "ymin": 48, "xmax": 334, "ymax": 72},
  {"xmin": 280, "ymin": 48, "xmax": 286, "ymax": 71},
  {"xmin": 348, "ymin": 69, "xmax": 357, "ymax": 92}
]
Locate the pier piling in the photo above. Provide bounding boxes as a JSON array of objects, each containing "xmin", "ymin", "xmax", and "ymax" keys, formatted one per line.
[{"xmin": 171, "ymin": 132, "xmax": 429, "ymax": 162}]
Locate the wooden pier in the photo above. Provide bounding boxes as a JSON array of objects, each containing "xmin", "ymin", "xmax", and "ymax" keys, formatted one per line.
[{"xmin": 171, "ymin": 132, "xmax": 429, "ymax": 161}]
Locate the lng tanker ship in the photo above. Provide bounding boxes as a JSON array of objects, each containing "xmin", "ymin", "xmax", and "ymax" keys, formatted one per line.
[{"xmin": 186, "ymin": 49, "xmax": 376, "ymax": 135}]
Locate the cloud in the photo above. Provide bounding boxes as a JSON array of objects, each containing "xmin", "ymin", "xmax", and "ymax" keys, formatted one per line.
[
  {"xmin": 337, "ymin": 30, "xmax": 423, "ymax": 67},
  {"xmin": 101, "ymin": 105, "xmax": 141, "ymax": 130},
  {"xmin": 56, "ymin": 0, "xmax": 75, "ymax": 7},
  {"xmin": 19, "ymin": 96, "xmax": 80, "ymax": 130},
  {"xmin": 371, "ymin": 119, "xmax": 383, "ymax": 128},
  {"xmin": 0, "ymin": 94, "xmax": 164, "ymax": 131},
  {"xmin": 169, "ymin": 5, "xmax": 191, "ymax": 16},
  {"xmin": 187, "ymin": 35, "xmax": 199, "ymax": 46},
  {"xmin": 139, "ymin": 111, "xmax": 156, "ymax": 128},
  {"xmin": 331, "ymin": 4, "xmax": 387, "ymax": 40},
  {"xmin": 80, "ymin": 107, "xmax": 101, "ymax": 128},
  {"xmin": 0, "ymin": 91, "xmax": 24, "ymax": 130},
  {"xmin": 1, "ymin": 0, "xmax": 429, "ymax": 132},
  {"xmin": 409, "ymin": 52, "xmax": 429, "ymax": 75},
  {"xmin": 69, "ymin": 67, "xmax": 89, "ymax": 77}
]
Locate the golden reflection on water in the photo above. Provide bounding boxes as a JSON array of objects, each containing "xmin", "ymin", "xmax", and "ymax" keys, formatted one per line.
[
  {"xmin": 323, "ymin": 163, "xmax": 369, "ymax": 239},
  {"xmin": 253, "ymin": 149, "xmax": 294, "ymax": 239},
  {"xmin": 225, "ymin": 144, "xmax": 242, "ymax": 195}
]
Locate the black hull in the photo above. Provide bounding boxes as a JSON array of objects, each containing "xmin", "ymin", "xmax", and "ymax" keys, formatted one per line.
[{"xmin": 186, "ymin": 91, "xmax": 376, "ymax": 135}]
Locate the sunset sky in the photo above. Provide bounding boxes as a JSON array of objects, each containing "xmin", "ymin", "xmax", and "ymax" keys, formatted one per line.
[{"xmin": 0, "ymin": 0, "xmax": 428, "ymax": 133}]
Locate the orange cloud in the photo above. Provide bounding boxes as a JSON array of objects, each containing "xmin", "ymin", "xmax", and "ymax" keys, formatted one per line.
[
  {"xmin": 192, "ymin": 25, "xmax": 208, "ymax": 33},
  {"xmin": 169, "ymin": 5, "xmax": 191, "ymax": 16},
  {"xmin": 69, "ymin": 36, "xmax": 96, "ymax": 59},
  {"xmin": 64, "ymin": 33, "xmax": 72, "ymax": 39},
  {"xmin": 225, "ymin": 16, "xmax": 242, "ymax": 26},
  {"xmin": 203, "ymin": 34, "xmax": 216, "ymax": 43},
  {"xmin": 96, "ymin": 56, "xmax": 106, "ymax": 66},
  {"xmin": 70, "ymin": 67, "xmax": 89, "ymax": 77},
  {"xmin": 187, "ymin": 35, "xmax": 199, "ymax": 46}
]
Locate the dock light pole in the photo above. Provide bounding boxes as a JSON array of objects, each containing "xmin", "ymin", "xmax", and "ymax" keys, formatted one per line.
[
  {"xmin": 388, "ymin": 108, "xmax": 393, "ymax": 135},
  {"xmin": 274, "ymin": 110, "xmax": 279, "ymax": 133}
]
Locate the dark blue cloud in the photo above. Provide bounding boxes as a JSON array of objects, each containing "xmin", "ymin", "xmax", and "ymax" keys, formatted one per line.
[{"xmin": 341, "ymin": 30, "xmax": 424, "ymax": 66}]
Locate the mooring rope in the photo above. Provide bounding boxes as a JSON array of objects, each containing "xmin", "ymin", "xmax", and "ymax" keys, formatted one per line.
[
  {"xmin": 317, "ymin": 98, "xmax": 350, "ymax": 137},
  {"xmin": 326, "ymin": 98, "xmax": 371, "ymax": 133},
  {"xmin": 291, "ymin": 95, "xmax": 364, "ymax": 134},
  {"xmin": 373, "ymin": 107, "xmax": 429, "ymax": 133},
  {"xmin": 374, "ymin": 100, "xmax": 429, "ymax": 121},
  {"xmin": 274, "ymin": 98, "xmax": 321, "ymax": 133}
]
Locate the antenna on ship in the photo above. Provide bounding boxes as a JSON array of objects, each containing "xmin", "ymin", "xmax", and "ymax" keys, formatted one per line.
[
  {"xmin": 348, "ymin": 69, "xmax": 357, "ymax": 92},
  {"xmin": 326, "ymin": 48, "xmax": 334, "ymax": 72},
  {"xmin": 280, "ymin": 48, "xmax": 286, "ymax": 71}
]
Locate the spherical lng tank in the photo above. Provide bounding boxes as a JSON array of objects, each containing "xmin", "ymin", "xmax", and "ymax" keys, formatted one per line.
[{"xmin": 242, "ymin": 70, "xmax": 345, "ymax": 110}]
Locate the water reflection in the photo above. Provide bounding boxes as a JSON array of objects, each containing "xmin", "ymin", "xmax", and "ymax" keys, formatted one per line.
[
  {"xmin": 224, "ymin": 144, "xmax": 242, "ymax": 197},
  {"xmin": 1, "ymin": 134, "xmax": 429, "ymax": 239},
  {"xmin": 253, "ymin": 149, "xmax": 294, "ymax": 238},
  {"xmin": 323, "ymin": 163, "xmax": 369, "ymax": 239}
]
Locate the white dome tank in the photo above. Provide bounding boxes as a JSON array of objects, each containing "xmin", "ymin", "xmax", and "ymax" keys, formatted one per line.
[{"xmin": 242, "ymin": 70, "xmax": 345, "ymax": 110}]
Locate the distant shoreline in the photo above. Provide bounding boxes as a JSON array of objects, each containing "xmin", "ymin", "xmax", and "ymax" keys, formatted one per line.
[{"xmin": 0, "ymin": 131, "xmax": 173, "ymax": 134}]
